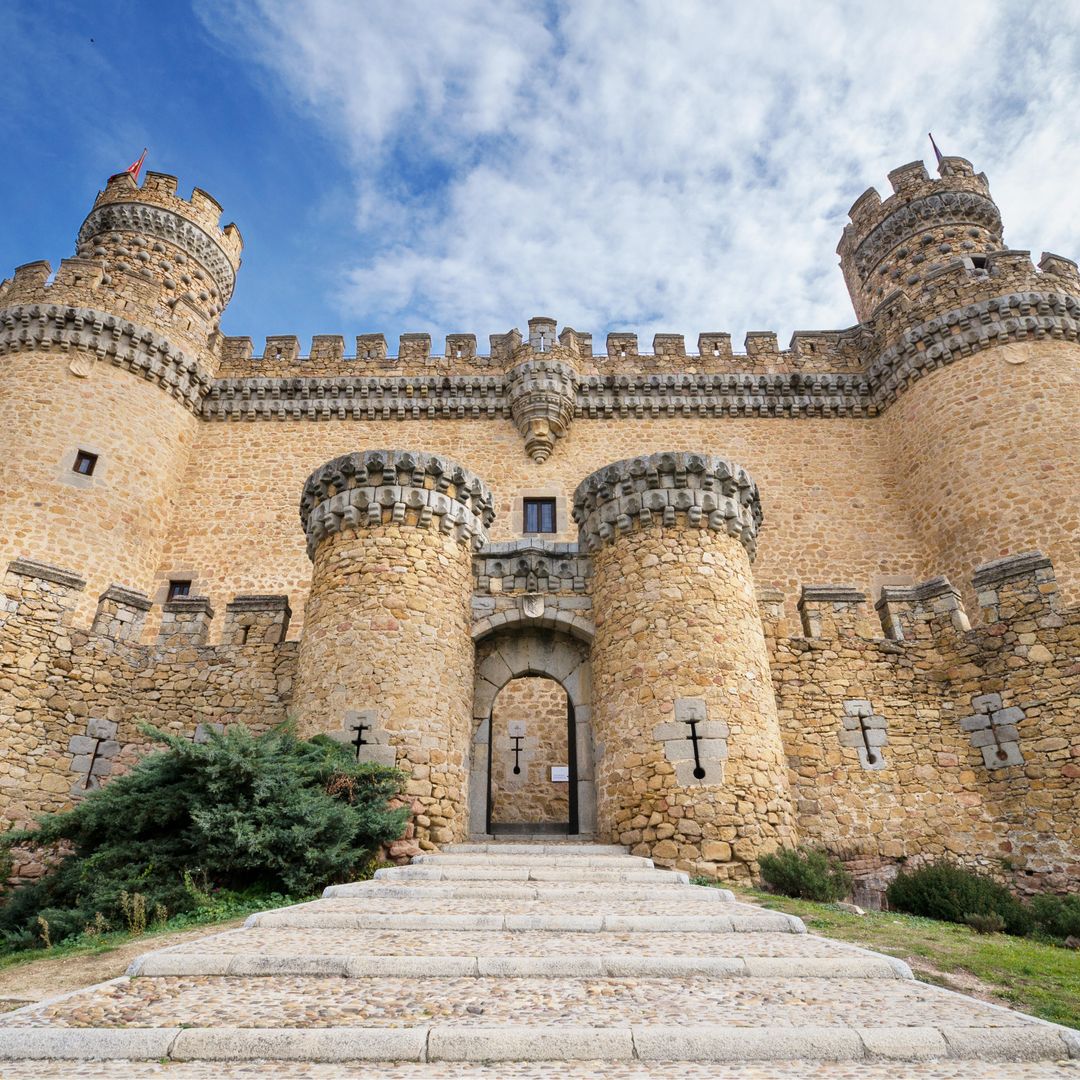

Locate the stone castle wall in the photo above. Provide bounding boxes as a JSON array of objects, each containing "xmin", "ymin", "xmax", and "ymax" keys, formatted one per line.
[
  {"xmin": 1, "ymin": 155, "xmax": 1078, "ymax": 893},
  {"xmin": 766, "ymin": 553, "xmax": 1080, "ymax": 899},
  {"xmin": 489, "ymin": 677, "xmax": 571, "ymax": 827},
  {"xmin": 0, "ymin": 561, "xmax": 293, "ymax": 855}
]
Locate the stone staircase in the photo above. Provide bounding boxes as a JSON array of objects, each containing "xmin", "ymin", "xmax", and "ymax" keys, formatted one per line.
[{"xmin": 0, "ymin": 843, "xmax": 1076, "ymax": 1077}]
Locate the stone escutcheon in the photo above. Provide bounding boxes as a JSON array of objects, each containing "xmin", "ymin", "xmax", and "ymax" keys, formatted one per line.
[{"xmin": 299, "ymin": 449, "xmax": 496, "ymax": 558}]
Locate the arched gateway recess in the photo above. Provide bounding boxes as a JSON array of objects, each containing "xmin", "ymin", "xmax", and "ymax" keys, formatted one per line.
[{"xmin": 468, "ymin": 624, "xmax": 596, "ymax": 838}]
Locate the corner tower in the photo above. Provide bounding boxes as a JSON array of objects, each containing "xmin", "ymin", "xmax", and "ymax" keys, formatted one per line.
[
  {"xmin": 842, "ymin": 154, "xmax": 1080, "ymax": 607},
  {"xmin": 0, "ymin": 171, "xmax": 242, "ymax": 621},
  {"xmin": 837, "ymin": 155, "xmax": 1002, "ymax": 323}
]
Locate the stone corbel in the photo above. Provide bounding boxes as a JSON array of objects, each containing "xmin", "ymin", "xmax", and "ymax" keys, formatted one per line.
[{"xmin": 506, "ymin": 359, "xmax": 577, "ymax": 463}]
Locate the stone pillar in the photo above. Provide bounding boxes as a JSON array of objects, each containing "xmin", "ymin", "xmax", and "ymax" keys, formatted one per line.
[
  {"xmin": 574, "ymin": 452, "xmax": 796, "ymax": 881},
  {"xmin": 295, "ymin": 449, "xmax": 494, "ymax": 847}
]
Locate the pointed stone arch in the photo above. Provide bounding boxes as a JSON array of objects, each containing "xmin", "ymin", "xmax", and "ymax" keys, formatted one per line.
[{"xmin": 469, "ymin": 627, "xmax": 595, "ymax": 837}]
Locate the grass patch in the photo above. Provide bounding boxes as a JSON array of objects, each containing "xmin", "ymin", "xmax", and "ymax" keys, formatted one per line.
[
  {"xmin": 0, "ymin": 891, "xmax": 307, "ymax": 973},
  {"xmin": 726, "ymin": 884, "xmax": 1080, "ymax": 1030}
]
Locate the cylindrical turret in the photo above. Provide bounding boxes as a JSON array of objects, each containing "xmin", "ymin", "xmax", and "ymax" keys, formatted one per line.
[
  {"xmin": 0, "ymin": 172, "xmax": 242, "ymax": 622},
  {"xmin": 294, "ymin": 450, "xmax": 495, "ymax": 847},
  {"xmin": 837, "ymin": 156, "xmax": 1002, "ymax": 324},
  {"xmin": 575, "ymin": 452, "xmax": 796, "ymax": 880},
  {"xmin": 74, "ymin": 171, "xmax": 243, "ymax": 356}
]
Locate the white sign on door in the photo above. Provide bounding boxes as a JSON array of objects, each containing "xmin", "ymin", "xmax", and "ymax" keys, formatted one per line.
[{"xmin": 550, "ymin": 765, "xmax": 569, "ymax": 782}]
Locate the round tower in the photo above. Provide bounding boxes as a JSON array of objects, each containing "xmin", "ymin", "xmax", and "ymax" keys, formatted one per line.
[
  {"xmin": 840, "ymin": 155, "xmax": 1080, "ymax": 608},
  {"xmin": 574, "ymin": 452, "xmax": 796, "ymax": 880},
  {"xmin": 837, "ymin": 156, "xmax": 1002, "ymax": 324},
  {"xmin": 0, "ymin": 171, "xmax": 243, "ymax": 621},
  {"xmin": 294, "ymin": 450, "xmax": 495, "ymax": 847}
]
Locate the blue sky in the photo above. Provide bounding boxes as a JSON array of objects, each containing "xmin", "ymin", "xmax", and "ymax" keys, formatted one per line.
[{"xmin": 4, "ymin": 1, "xmax": 1080, "ymax": 353}]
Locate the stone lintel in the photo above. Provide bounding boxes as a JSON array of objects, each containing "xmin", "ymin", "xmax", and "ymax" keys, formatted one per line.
[
  {"xmin": 6, "ymin": 559, "xmax": 87, "ymax": 591},
  {"xmin": 972, "ymin": 551, "xmax": 1053, "ymax": 590},
  {"xmin": 224, "ymin": 594, "xmax": 292, "ymax": 615},
  {"xmin": 97, "ymin": 584, "xmax": 153, "ymax": 611},
  {"xmin": 163, "ymin": 596, "xmax": 215, "ymax": 618}
]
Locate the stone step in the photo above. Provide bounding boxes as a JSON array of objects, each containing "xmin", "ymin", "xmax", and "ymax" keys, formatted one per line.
[
  {"xmin": 372, "ymin": 866, "xmax": 688, "ymax": 883},
  {"xmin": 1, "ymin": 1058, "xmax": 1075, "ymax": 1077},
  {"xmin": 446, "ymin": 843, "xmax": 628, "ymax": 855},
  {"xmin": 4, "ymin": 1023, "xmax": 1075, "ymax": 1064},
  {"xmin": 1, "ymin": 970, "xmax": 1075, "ymax": 1062},
  {"xmin": 139, "ymin": 926, "xmax": 850, "ymax": 959},
  {"xmin": 320, "ymin": 883, "xmax": 726, "ymax": 902},
  {"xmin": 248, "ymin": 909, "xmax": 805, "ymax": 932},
  {"xmin": 129, "ymin": 951, "xmax": 911, "ymax": 979},
  {"xmin": 411, "ymin": 853, "xmax": 655, "ymax": 868}
]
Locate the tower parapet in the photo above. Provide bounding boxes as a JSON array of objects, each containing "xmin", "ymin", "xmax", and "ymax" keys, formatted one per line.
[
  {"xmin": 838, "ymin": 156, "xmax": 1003, "ymax": 323},
  {"xmin": 72, "ymin": 171, "xmax": 242, "ymax": 357}
]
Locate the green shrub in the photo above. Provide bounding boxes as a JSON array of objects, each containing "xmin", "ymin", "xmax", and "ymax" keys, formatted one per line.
[
  {"xmin": 0, "ymin": 724, "xmax": 408, "ymax": 951},
  {"xmin": 758, "ymin": 846, "xmax": 852, "ymax": 902},
  {"xmin": 1029, "ymin": 893, "xmax": 1080, "ymax": 941},
  {"xmin": 886, "ymin": 861, "xmax": 1031, "ymax": 936},
  {"xmin": 965, "ymin": 911, "xmax": 1005, "ymax": 935}
]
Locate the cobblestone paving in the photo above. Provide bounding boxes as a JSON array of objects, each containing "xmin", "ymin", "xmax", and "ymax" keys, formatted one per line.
[
  {"xmin": 0, "ymin": 975, "xmax": 1045, "ymax": 1030},
  {"xmin": 3, "ymin": 1061, "xmax": 1079, "ymax": 1078},
  {"xmin": 164, "ymin": 929, "xmax": 854, "ymax": 958}
]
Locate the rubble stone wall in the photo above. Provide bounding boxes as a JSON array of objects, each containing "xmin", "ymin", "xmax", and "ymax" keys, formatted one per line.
[
  {"xmin": 767, "ymin": 553, "xmax": 1080, "ymax": 899},
  {"xmin": 0, "ymin": 561, "xmax": 293, "ymax": 861},
  {"xmin": 489, "ymin": 677, "xmax": 571, "ymax": 826}
]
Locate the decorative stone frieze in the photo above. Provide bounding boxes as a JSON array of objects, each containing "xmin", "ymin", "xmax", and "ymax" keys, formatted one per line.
[
  {"xmin": 867, "ymin": 291, "xmax": 1080, "ymax": 410},
  {"xmin": 0, "ymin": 303, "xmax": 211, "ymax": 414},
  {"xmin": 202, "ymin": 374, "xmax": 507, "ymax": 421},
  {"xmin": 78, "ymin": 202, "xmax": 238, "ymax": 301},
  {"xmin": 572, "ymin": 451, "xmax": 762, "ymax": 558},
  {"xmin": 300, "ymin": 450, "xmax": 495, "ymax": 559},
  {"xmin": 506, "ymin": 358, "xmax": 577, "ymax": 462},
  {"xmin": 473, "ymin": 540, "xmax": 591, "ymax": 594},
  {"xmin": 847, "ymin": 191, "xmax": 1002, "ymax": 280}
]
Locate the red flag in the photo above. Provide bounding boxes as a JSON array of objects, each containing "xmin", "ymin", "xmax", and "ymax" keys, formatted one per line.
[{"xmin": 111, "ymin": 148, "xmax": 147, "ymax": 183}]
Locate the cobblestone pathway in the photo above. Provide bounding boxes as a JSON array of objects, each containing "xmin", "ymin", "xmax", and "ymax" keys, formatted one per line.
[{"xmin": 0, "ymin": 843, "xmax": 1076, "ymax": 1076}]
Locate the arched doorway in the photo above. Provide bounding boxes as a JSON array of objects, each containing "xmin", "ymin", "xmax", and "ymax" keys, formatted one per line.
[
  {"xmin": 487, "ymin": 676, "xmax": 575, "ymax": 835},
  {"xmin": 469, "ymin": 626, "xmax": 595, "ymax": 838}
]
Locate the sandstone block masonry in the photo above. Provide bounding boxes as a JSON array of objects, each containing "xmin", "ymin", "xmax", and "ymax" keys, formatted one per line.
[{"xmin": 0, "ymin": 151, "xmax": 1077, "ymax": 893}]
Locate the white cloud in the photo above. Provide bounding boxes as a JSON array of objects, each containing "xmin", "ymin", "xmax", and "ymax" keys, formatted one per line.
[{"xmin": 202, "ymin": 0, "xmax": 1080, "ymax": 348}]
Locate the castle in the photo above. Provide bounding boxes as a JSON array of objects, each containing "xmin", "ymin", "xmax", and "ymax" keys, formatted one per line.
[{"xmin": 0, "ymin": 153, "xmax": 1077, "ymax": 899}]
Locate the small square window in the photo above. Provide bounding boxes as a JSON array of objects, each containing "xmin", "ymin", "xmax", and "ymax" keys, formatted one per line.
[
  {"xmin": 523, "ymin": 497, "xmax": 557, "ymax": 534},
  {"xmin": 167, "ymin": 580, "xmax": 192, "ymax": 600},
  {"xmin": 73, "ymin": 450, "xmax": 98, "ymax": 476}
]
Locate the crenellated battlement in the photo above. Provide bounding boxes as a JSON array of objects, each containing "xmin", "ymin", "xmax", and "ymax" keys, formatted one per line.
[
  {"xmin": 87, "ymin": 172, "xmax": 242, "ymax": 266},
  {"xmin": 838, "ymin": 155, "xmax": 1004, "ymax": 323}
]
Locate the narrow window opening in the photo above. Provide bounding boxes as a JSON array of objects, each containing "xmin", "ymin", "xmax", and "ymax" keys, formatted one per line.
[
  {"xmin": 523, "ymin": 497, "xmax": 557, "ymax": 534},
  {"xmin": 167, "ymin": 580, "xmax": 192, "ymax": 600},
  {"xmin": 239, "ymin": 625, "xmax": 250, "ymax": 644},
  {"xmin": 73, "ymin": 450, "xmax": 98, "ymax": 476},
  {"xmin": 970, "ymin": 255, "xmax": 989, "ymax": 270}
]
